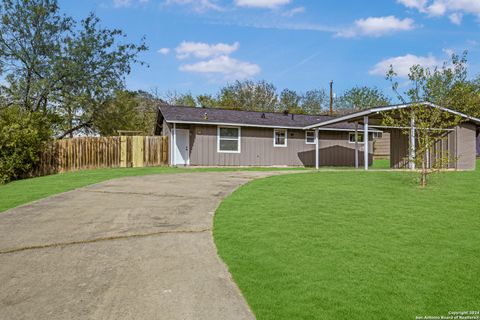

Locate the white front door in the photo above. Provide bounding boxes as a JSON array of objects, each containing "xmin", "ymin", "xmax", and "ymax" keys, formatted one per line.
[{"xmin": 174, "ymin": 129, "xmax": 189, "ymax": 166}]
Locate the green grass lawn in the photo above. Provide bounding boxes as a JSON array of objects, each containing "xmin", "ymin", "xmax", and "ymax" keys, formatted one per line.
[
  {"xmin": 0, "ymin": 166, "xmax": 308, "ymax": 213},
  {"xmin": 214, "ymin": 161, "xmax": 480, "ymax": 320},
  {"xmin": 371, "ymin": 158, "xmax": 390, "ymax": 169}
]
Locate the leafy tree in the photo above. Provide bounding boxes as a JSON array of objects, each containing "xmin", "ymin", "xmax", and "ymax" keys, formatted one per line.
[
  {"xmin": 450, "ymin": 78, "xmax": 480, "ymax": 118},
  {"xmin": 0, "ymin": 0, "xmax": 147, "ymax": 138},
  {"xmin": 95, "ymin": 90, "xmax": 157, "ymax": 136},
  {"xmin": 196, "ymin": 94, "xmax": 220, "ymax": 108},
  {"xmin": 278, "ymin": 89, "xmax": 302, "ymax": 113},
  {"xmin": 218, "ymin": 80, "xmax": 277, "ymax": 112},
  {"xmin": 335, "ymin": 86, "xmax": 391, "ymax": 112},
  {"xmin": 0, "ymin": 106, "xmax": 53, "ymax": 183},
  {"xmin": 384, "ymin": 54, "xmax": 466, "ymax": 187},
  {"xmin": 164, "ymin": 91, "xmax": 196, "ymax": 107},
  {"xmin": 301, "ymin": 89, "xmax": 327, "ymax": 115},
  {"xmin": 421, "ymin": 52, "xmax": 480, "ymax": 119}
]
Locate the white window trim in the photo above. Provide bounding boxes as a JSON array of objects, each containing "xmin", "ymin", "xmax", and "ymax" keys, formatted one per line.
[
  {"xmin": 373, "ymin": 132, "xmax": 383, "ymax": 139},
  {"xmin": 217, "ymin": 126, "xmax": 241, "ymax": 153},
  {"xmin": 305, "ymin": 130, "xmax": 315, "ymax": 144},
  {"xmin": 273, "ymin": 129, "xmax": 288, "ymax": 147},
  {"xmin": 348, "ymin": 132, "xmax": 365, "ymax": 144}
]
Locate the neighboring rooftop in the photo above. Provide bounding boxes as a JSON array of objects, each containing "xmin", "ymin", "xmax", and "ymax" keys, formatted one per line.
[{"xmin": 158, "ymin": 105, "xmax": 363, "ymax": 131}]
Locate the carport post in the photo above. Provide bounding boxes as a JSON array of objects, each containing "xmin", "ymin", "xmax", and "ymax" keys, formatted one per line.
[
  {"xmin": 315, "ymin": 128, "xmax": 319, "ymax": 169},
  {"xmin": 354, "ymin": 122, "xmax": 359, "ymax": 169},
  {"xmin": 363, "ymin": 116, "xmax": 369, "ymax": 170},
  {"xmin": 409, "ymin": 117, "xmax": 416, "ymax": 170}
]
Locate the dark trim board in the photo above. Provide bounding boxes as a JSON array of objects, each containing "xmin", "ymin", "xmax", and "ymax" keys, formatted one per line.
[{"xmin": 476, "ymin": 132, "xmax": 480, "ymax": 156}]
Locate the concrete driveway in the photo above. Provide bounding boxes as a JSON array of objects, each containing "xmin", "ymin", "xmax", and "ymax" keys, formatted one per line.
[{"xmin": 0, "ymin": 171, "xmax": 284, "ymax": 320}]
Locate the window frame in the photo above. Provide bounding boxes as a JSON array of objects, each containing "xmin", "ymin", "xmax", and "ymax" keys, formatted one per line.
[
  {"xmin": 373, "ymin": 132, "xmax": 383, "ymax": 139},
  {"xmin": 273, "ymin": 129, "xmax": 288, "ymax": 147},
  {"xmin": 217, "ymin": 126, "xmax": 241, "ymax": 153},
  {"xmin": 348, "ymin": 132, "xmax": 365, "ymax": 144},
  {"xmin": 305, "ymin": 130, "xmax": 316, "ymax": 144}
]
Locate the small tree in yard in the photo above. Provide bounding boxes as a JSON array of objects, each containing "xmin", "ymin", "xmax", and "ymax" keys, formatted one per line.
[
  {"xmin": 382, "ymin": 104, "xmax": 461, "ymax": 187},
  {"xmin": 384, "ymin": 53, "xmax": 469, "ymax": 187}
]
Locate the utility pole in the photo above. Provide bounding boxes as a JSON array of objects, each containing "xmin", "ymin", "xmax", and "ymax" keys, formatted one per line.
[{"xmin": 329, "ymin": 80, "xmax": 334, "ymax": 116}]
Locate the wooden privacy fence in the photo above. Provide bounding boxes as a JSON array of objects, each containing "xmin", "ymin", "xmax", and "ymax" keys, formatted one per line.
[{"xmin": 35, "ymin": 136, "xmax": 168, "ymax": 176}]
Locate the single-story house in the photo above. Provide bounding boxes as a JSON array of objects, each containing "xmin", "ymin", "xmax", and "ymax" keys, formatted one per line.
[{"xmin": 155, "ymin": 102, "xmax": 480, "ymax": 170}]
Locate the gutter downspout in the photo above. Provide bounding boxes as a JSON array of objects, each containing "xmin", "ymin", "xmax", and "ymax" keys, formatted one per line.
[
  {"xmin": 355, "ymin": 122, "xmax": 359, "ymax": 169},
  {"xmin": 409, "ymin": 117, "xmax": 416, "ymax": 170}
]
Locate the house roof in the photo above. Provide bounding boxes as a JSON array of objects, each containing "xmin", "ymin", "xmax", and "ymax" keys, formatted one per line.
[
  {"xmin": 305, "ymin": 102, "xmax": 480, "ymax": 129},
  {"xmin": 158, "ymin": 105, "xmax": 374, "ymax": 132}
]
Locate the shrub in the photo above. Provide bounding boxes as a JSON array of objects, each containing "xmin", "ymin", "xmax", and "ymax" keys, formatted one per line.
[{"xmin": 0, "ymin": 106, "xmax": 52, "ymax": 184}]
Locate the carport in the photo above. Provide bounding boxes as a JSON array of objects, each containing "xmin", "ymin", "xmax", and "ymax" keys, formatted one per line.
[{"xmin": 305, "ymin": 102, "xmax": 480, "ymax": 171}]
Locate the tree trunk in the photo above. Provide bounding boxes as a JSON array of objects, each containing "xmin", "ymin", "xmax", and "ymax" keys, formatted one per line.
[{"xmin": 421, "ymin": 159, "xmax": 427, "ymax": 188}]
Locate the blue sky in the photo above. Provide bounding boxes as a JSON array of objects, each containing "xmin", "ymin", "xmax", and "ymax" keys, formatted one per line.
[{"xmin": 59, "ymin": 0, "xmax": 480, "ymax": 98}]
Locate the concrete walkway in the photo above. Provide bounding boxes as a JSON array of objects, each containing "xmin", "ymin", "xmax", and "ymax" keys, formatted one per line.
[{"xmin": 0, "ymin": 171, "xmax": 286, "ymax": 320}]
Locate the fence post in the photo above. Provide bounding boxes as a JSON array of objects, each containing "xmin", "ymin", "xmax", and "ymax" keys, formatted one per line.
[{"xmin": 162, "ymin": 136, "xmax": 168, "ymax": 164}]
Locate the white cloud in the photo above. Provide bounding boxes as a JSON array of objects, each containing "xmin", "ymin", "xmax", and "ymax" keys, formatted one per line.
[
  {"xmin": 397, "ymin": 0, "xmax": 480, "ymax": 24},
  {"xmin": 397, "ymin": 0, "xmax": 428, "ymax": 10},
  {"xmin": 369, "ymin": 54, "xmax": 440, "ymax": 77},
  {"xmin": 163, "ymin": 0, "xmax": 224, "ymax": 12},
  {"xmin": 234, "ymin": 0, "xmax": 291, "ymax": 9},
  {"xmin": 442, "ymin": 48, "xmax": 455, "ymax": 56},
  {"xmin": 338, "ymin": 16, "xmax": 415, "ymax": 37},
  {"xmin": 179, "ymin": 55, "xmax": 260, "ymax": 80},
  {"xmin": 173, "ymin": 40, "xmax": 260, "ymax": 80},
  {"xmin": 175, "ymin": 41, "xmax": 240, "ymax": 59},
  {"xmin": 282, "ymin": 6, "xmax": 305, "ymax": 16},
  {"xmin": 113, "ymin": 0, "xmax": 149, "ymax": 7},
  {"xmin": 113, "ymin": 0, "xmax": 132, "ymax": 8},
  {"xmin": 449, "ymin": 12, "xmax": 463, "ymax": 24},
  {"xmin": 158, "ymin": 48, "xmax": 171, "ymax": 55}
]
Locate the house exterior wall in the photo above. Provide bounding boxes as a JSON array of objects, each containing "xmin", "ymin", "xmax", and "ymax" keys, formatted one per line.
[
  {"xmin": 455, "ymin": 122, "xmax": 476, "ymax": 170},
  {"xmin": 373, "ymin": 132, "xmax": 390, "ymax": 159},
  {"xmin": 187, "ymin": 124, "xmax": 373, "ymax": 167},
  {"xmin": 162, "ymin": 119, "xmax": 170, "ymax": 136}
]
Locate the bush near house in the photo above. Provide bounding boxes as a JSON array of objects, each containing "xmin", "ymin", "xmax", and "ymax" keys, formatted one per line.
[{"xmin": 0, "ymin": 107, "xmax": 52, "ymax": 184}]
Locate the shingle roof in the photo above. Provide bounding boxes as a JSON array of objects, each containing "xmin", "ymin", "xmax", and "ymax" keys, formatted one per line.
[{"xmin": 158, "ymin": 105, "xmax": 363, "ymax": 131}]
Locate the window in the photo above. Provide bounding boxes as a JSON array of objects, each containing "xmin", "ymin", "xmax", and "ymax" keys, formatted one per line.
[
  {"xmin": 305, "ymin": 131, "xmax": 316, "ymax": 144},
  {"xmin": 274, "ymin": 129, "xmax": 287, "ymax": 147},
  {"xmin": 373, "ymin": 132, "xmax": 383, "ymax": 139},
  {"xmin": 218, "ymin": 127, "xmax": 241, "ymax": 153},
  {"xmin": 349, "ymin": 132, "xmax": 364, "ymax": 144}
]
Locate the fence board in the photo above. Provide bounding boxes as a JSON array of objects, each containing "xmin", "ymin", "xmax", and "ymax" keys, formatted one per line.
[{"xmin": 34, "ymin": 136, "xmax": 168, "ymax": 177}]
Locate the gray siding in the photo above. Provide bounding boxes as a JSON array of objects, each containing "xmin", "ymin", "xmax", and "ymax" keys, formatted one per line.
[
  {"xmin": 455, "ymin": 123, "xmax": 476, "ymax": 170},
  {"xmin": 162, "ymin": 119, "xmax": 170, "ymax": 136},
  {"xmin": 390, "ymin": 129, "xmax": 409, "ymax": 169},
  {"xmin": 373, "ymin": 132, "xmax": 390, "ymax": 159},
  {"xmin": 188, "ymin": 125, "xmax": 372, "ymax": 167}
]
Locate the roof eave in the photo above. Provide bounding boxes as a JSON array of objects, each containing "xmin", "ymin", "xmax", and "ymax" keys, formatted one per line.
[{"xmin": 163, "ymin": 119, "xmax": 382, "ymax": 132}]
